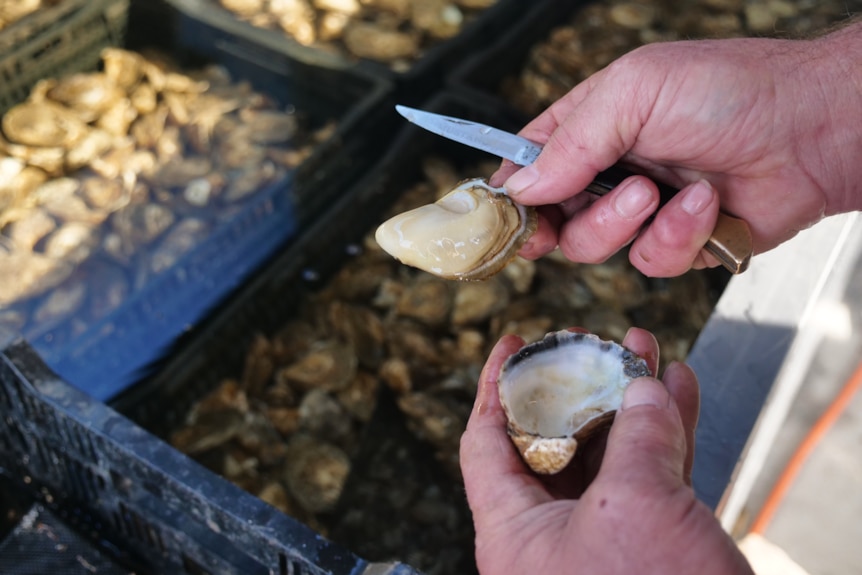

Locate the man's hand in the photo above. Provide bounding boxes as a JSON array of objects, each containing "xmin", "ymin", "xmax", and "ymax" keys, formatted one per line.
[
  {"xmin": 460, "ymin": 328, "xmax": 754, "ymax": 574},
  {"xmin": 491, "ymin": 25, "xmax": 862, "ymax": 276}
]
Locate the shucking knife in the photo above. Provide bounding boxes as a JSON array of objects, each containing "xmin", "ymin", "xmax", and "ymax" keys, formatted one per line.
[{"xmin": 395, "ymin": 105, "xmax": 753, "ymax": 274}]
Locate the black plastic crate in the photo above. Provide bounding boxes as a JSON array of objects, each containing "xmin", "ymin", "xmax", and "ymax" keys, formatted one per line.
[
  {"xmin": 4, "ymin": 0, "xmax": 395, "ymax": 401},
  {"xmin": 0, "ymin": 0, "xmax": 130, "ymax": 117},
  {"xmin": 0, "ymin": 328, "xmax": 419, "ymax": 575},
  {"xmin": 0, "ymin": 502, "xmax": 135, "ymax": 575},
  {"xmin": 0, "ymin": 475, "xmax": 32, "ymax": 545},
  {"xmin": 164, "ymin": 0, "xmax": 528, "ymax": 102}
]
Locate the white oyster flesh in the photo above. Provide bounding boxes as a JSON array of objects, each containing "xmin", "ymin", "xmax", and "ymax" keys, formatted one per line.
[
  {"xmin": 374, "ymin": 177, "xmax": 536, "ymax": 280},
  {"xmin": 498, "ymin": 330, "xmax": 651, "ymax": 474}
]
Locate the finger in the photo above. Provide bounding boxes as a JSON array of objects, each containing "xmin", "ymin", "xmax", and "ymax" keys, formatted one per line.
[
  {"xmin": 532, "ymin": 325, "xmax": 613, "ymax": 498},
  {"xmin": 517, "ymin": 206, "xmax": 563, "ymax": 260},
  {"xmin": 489, "ymin": 160, "xmax": 520, "ymax": 188},
  {"xmin": 464, "ymin": 334, "xmax": 521, "ymax": 432},
  {"xmin": 621, "ymin": 327, "xmax": 660, "ymax": 376},
  {"xmin": 555, "ymin": 176, "xmax": 660, "ymax": 264},
  {"xmin": 549, "ymin": 426, "xmax": 609, "ymax": 498},
  {"xmin": 662, "ymin": 361, "xmax": 700, "ymax": 485},
  {"xmin": 490, "ymin": 72, "xmax": 608, "ymax": 190},
  {"xmin": 460, "ymin": 335, "xmax": 553, "ymax": 528},
  {"xmin": 692, "ymin": 248, "xmax": 723, "ymax": 270},
  {"xmin": 543, "ymin": 329, "xmax": 660, "ymax": 499},
  {"xmin": 628, "ymin": 179, "xmax": 720, "ymax": 277},
  {"xmin": 557, "ymin": 190, "xmax": 594, "ymax": 219},
  {"xmin": 514, "ymin": 67, "xmax": 610, "ymax": 150},
  {"xmin": 503, "ymin": 70, "xmax": 649, "ymax": 205},
  {"xmin": 598, "ymin": 377, "xmax": 688, "ymax": 491}
]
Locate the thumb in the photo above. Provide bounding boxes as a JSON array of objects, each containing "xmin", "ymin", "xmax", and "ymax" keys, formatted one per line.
[
  {"xmin": 597, "ymin": 377, "xmax": 688, "ymax": 490},
  {"xmin": 503, "ymin": 70, "xmax": 647, "ymax": 205}
]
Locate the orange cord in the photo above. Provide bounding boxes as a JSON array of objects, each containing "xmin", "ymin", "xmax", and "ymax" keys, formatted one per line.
[{"xmin": 749, "ymin": 357, "xmax": 862, "ymax": 535}]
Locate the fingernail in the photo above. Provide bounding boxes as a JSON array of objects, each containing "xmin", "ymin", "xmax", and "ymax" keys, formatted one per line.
[
  {"xmin": 504, "ymin": 165, "xmax": 539, "ymax": 195},
  {"xmin": 621, "ymin": 378, "xmax": 670, "ymax": 410},
  {"xmin": 681, "ymin": 179, "xmax": 714, "ymax": 215},
  {"xmin": 612, "ymin": 179, "xmax": 654, "ymax": 218}
]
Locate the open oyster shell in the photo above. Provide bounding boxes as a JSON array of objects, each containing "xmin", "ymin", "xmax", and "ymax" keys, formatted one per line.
[
  {"xmin": 375, "ymin": 177, "xmax": 537, "ymax": 280},
  {"xmin": 498, "ymin": 330, "xmax": 651, "ymax": 474}
]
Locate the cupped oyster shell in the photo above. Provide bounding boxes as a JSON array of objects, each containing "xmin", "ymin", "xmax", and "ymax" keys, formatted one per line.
[
  {"xmin": 375, "ymin": 177, "xmax": 537, "ymax": 281},
  {"xmin": 498, "ymin": 330, "xmax": 651, "ymax": 474}
]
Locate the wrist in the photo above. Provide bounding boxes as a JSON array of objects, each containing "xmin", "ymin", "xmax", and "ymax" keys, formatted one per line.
[{"xmin": 795, "ymin": 21, "xmax": 862, "ymax": 214}]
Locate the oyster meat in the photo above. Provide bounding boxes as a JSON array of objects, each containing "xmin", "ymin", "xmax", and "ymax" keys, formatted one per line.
[
  {"xmin": 498, "ymin": 329, "xmax": 651, "ymax": 474},
  {"xmin": 374, "ymin": 177, "xmax": 537, "ymax": 280}
]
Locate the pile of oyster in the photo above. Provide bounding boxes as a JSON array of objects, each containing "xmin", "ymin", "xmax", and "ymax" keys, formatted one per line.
[
  {"xmin": 0, "ymin": 47, "xmax": 331, "ymax": 348},
  {"xmin": 503, "ymin": 0, "xmax": 860, "ymax": 116},
  {"xmin": 216, "ymin": 0, "xmax": 498, "ymax": 71},
  {"xmin": 169, "ymin": 156, "xmax": 723, "ymax": 573}
]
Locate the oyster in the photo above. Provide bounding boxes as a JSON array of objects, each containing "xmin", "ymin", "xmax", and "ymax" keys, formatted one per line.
[
  {"xmin": 498, "ymin": 330, "xmax": 651, "ymax": 474},
  {"xmin": 342, "ymin": 21, "xmax": 421, "ymax": 61},
  {"xmin": 2, "ymin": 101, "xmax": 90, "ymax": 148},
  {"xmin": 411, "ymin": 0, "xmax": 464, "ymax": 40},
  {"xmin": 0, "ymin": 243, "xmax": 74, "ymax": 305},
  {"xmin": 46, "ymin": 73, "xmax": 126, "ymax": 123},
  {"xmin": 101, "ymin": 47, "xmax": 145, "ymax": 89},
  {"xmin": 375, "ymin": 178, "xmax": 537, "ymax": 280},
  {"xmin": 1, "ymin": 208, "xmax": 55, "ymax": 250},
  {"xmin": 283, "ymin": 434, "xmax": 351, "ymax": 513},
  {"xmin": 0, "ymin": 0, "xmax": 40, "ymax": 25}
]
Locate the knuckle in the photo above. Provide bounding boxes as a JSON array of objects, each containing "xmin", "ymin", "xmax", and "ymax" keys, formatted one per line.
[
  {"xmin": 559, "ymin": 233, "xmax": 613, "ymax": 264},
  {"xmin": 630, "ymin": 243, "xmax": 690, "ymax": 278}
]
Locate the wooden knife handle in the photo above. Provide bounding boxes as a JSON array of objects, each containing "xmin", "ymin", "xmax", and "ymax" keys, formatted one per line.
[{"xmin": 587, "ymin": 165, "xmax": 753, "ymax": 274}]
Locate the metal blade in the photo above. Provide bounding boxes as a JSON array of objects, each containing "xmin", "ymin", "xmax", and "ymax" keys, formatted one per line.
[{"xmin": 395, "ymin": 105, "xmax": 543, "ymax": 166}]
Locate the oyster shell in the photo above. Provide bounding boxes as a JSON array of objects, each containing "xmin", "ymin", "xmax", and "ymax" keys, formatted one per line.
[
  {"xmin": 2, "ymin": 101, "xmax": 90, "ymax": 148},
  {"xmin": 101, "ymin": 47, "xmax": 145, "ymax": 89},
  {"xmin": 283, "ymin": 434, "xmax": 351, "ymax": 513},
  {"xmin": 342, "ymin": 21, "xmax": 421, "ymax": 61},
  {"xmin": 498, "ymin": 330, "xmax": 651, "ymax": 474},
  {"xmin": 46, "ymin": 73, "xmax": 126, "ymax": 123},
  {"xmin": 375, "ymin": 178, "xmax": 537, "ymax": 280}
]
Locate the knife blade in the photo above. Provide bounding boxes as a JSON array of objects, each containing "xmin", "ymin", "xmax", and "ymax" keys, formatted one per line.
[{"xmin": 395, "ymin": 104, "xmax": 752, "ymax": 274}]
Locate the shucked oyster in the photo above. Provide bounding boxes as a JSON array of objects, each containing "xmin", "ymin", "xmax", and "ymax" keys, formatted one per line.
[
  {"xmin": 498, "ymin": 330, "xmax": 651, "ymax": 474},
  {"xmin": 375, "ymin": 178, "xmax": 537, "ymax": 280}
]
